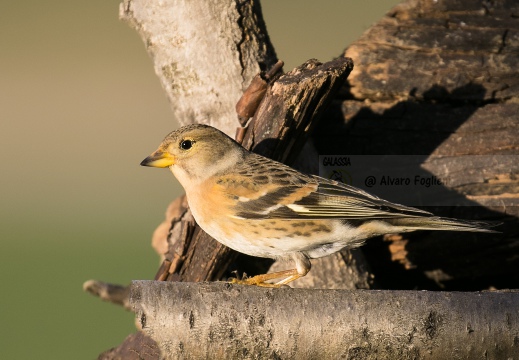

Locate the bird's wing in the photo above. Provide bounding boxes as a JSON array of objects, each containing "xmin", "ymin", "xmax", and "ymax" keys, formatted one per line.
[
  {"xmin": 284, "ymin": 175, "xmax": 433, "ymax": 219},
  {"xmin": 223, "ymin": 155, "xmax": 432, "ymax": 220}
]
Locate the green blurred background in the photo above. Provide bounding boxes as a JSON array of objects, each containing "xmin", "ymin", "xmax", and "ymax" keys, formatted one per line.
[{"xmin": 0, "ymin": 1, "xmax": 399, "ymax": 358}]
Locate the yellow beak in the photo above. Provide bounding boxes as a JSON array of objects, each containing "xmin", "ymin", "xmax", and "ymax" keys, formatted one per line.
[{"xmin": 140, "ymin": 150, "xmax": 175, "ymax": 168}]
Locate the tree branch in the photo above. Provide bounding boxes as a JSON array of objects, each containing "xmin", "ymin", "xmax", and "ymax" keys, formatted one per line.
[{"xmin": 119, "ymin": 0, "xmax": 277, "ymax": 136}]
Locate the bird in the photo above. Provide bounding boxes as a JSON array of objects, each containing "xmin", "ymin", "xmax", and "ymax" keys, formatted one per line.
[{"xmin": 141, "ymin": 124, "xmax": 497, "ymax": 287}]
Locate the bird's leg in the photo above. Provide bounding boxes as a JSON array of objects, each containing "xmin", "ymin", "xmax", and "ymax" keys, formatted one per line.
[
  {"xmin": 273, "ymin": 254, "xmax": 311, "ymax": 286},
  {"xmin": 230, "ymin": 253, "xmax": 311, "ymax": 287}
]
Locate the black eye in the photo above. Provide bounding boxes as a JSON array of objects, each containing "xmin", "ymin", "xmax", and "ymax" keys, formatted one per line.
[{"xmin": 180, "ymin": 139, "xmax": 193, "ymax": 150}]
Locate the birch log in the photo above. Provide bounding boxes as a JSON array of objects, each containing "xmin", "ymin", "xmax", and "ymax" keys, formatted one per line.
[{"xmin": 132, "ymin": 281, "xmax": 519, "ymax": 360}]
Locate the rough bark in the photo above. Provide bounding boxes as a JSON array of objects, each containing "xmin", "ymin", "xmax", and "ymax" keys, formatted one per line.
[
  {"xmin": 313, "ymin": 0, "xmax": 519, "ymax": 290},
  {"xmin": 131, "ymin": 281, "xmax": 519, "ymax": 360},
  {"xmin": 242, "ymin": 59, "xmax": 351, "ymax": 163},
  {"xmin": 98, "ymin": 331, "xmax": 161, "ymax": 360}
]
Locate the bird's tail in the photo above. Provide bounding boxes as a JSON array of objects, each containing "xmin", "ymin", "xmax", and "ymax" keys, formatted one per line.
[{"xmin": 388, "ymin": 217, "xmax": 501, "ymax": 233}]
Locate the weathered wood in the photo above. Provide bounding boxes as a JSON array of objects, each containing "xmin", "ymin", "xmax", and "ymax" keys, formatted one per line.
[
  {"xmin": 235, "ymin": 59, "xmax": 284, "ymax": 125},
  {"xmin": 131, "ymin": 281, "xmax": 519, "ymax": 360},
  {"xmin": 242, "ymin": 58, "xmax": 353, "ymax": 164},
  {"xmin": 344, "ymin": 0, "xmax": 519, "ymax": 102},
  {"xmin": 313, "ymin": 0, "xmax": 519, "ymax": 290},
  {"xmin": 98, "ymin": 331, "xmax": 160, "ymax": 360}
]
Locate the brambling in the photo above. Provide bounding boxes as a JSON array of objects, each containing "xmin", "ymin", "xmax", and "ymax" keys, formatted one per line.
[{"xmin": 141, "ymin": 124, "xmax": 496, "ymax": 287}]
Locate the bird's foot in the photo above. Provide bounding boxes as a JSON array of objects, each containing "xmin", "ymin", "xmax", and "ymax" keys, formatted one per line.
[
  {"xmin": 228, "ymin": 269, "xmax": 302, "ymax": 287},
  {"xmin": 229, "ymin": 276, "xmax": 282, "ymax": 288}
]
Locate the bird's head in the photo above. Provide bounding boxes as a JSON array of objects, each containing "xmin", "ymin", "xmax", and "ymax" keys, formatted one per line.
[{"xmin": 140, "ymin": 124, "xmax": 244, "ymax": 184}]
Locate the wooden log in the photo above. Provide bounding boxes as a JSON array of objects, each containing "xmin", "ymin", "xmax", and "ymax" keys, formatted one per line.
[{"xmin": 131, "ymin": 281, "xmax": 519, "ymax": 360}]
